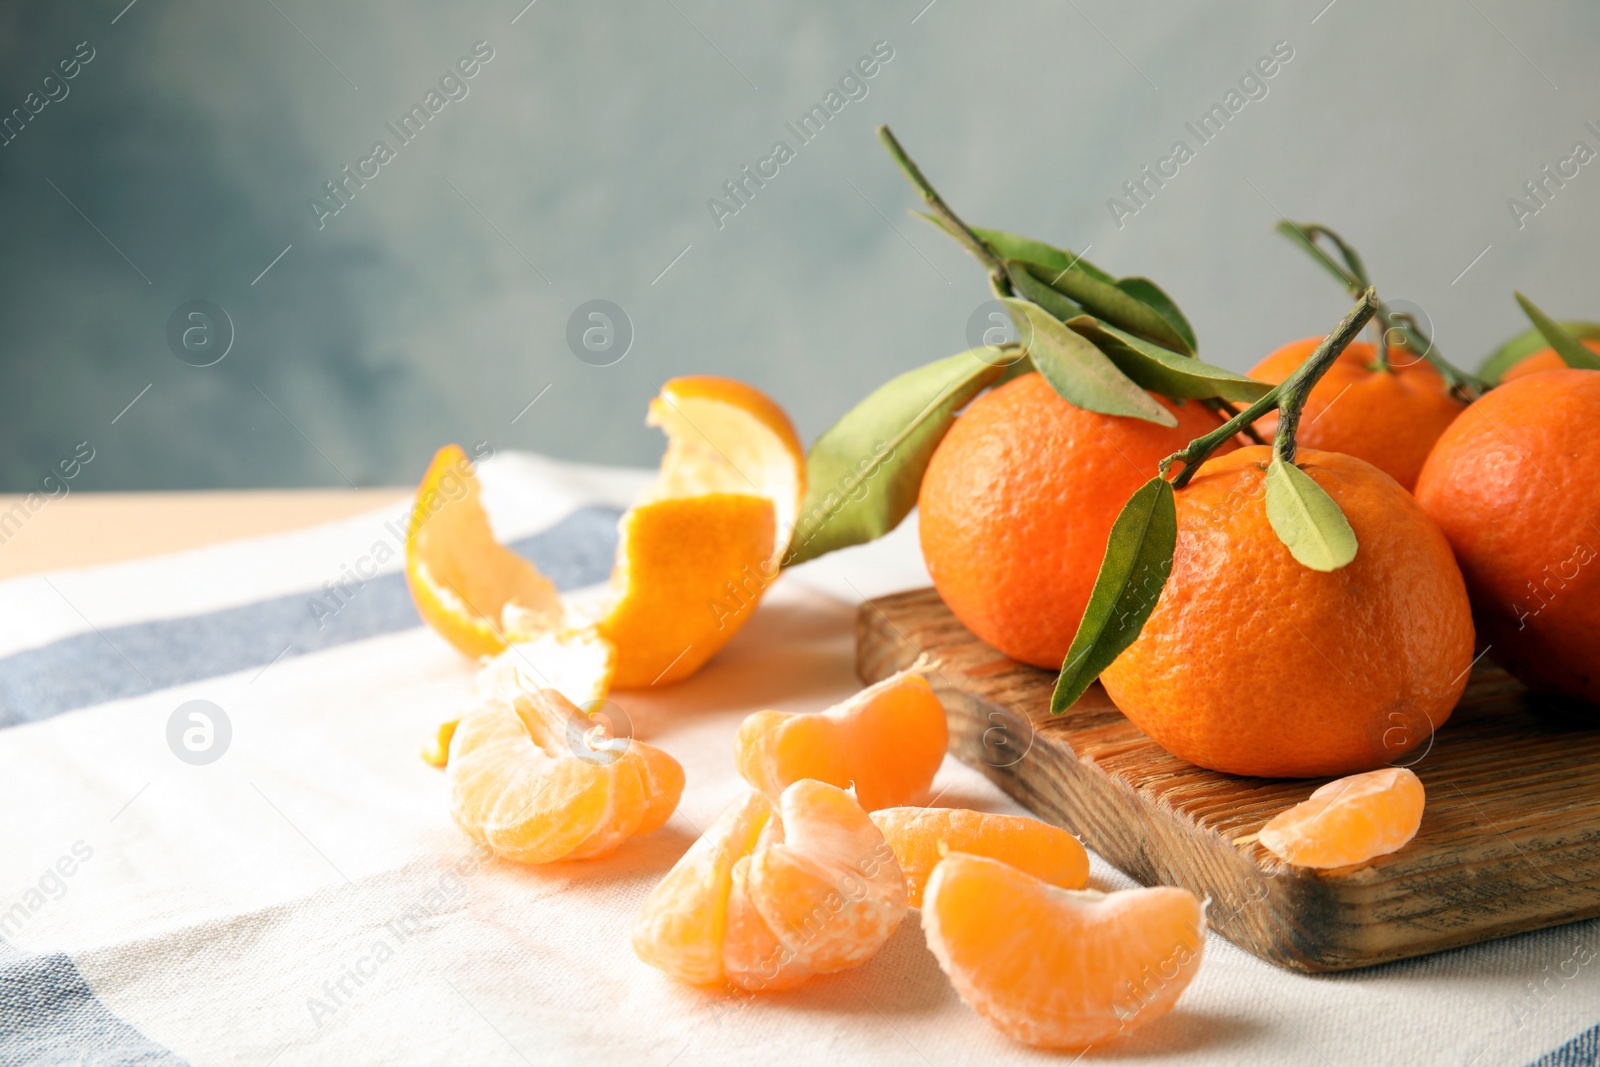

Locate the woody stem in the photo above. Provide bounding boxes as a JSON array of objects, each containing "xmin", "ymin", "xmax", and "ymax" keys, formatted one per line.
[
  {"xmin": 877, "ymin": 125, "xmax": 1011, "ymax": 294},
  {"xmin": 1272, "ymin": 287, "xmax": 1379, "ymax": 466},
  {"xmin": 1160, "ymin": 288, "xmax": 1378, "ymax": 487}
]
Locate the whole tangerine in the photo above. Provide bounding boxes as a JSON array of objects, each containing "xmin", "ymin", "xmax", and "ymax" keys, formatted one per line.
[
  {"xmin": 1100, "ymin": 446, "xmax": 1475, "ymax": 778},
  {"xmin": 1499, "ymin": 339, "xmax": 1600, "ymax": 383},
  {"xmin": 1250, "ymin": 338, "xmax": 1464, "ymax": 490},
  {"xmin": 918, "ymin": 372, "xmax": 1234, "ymax": 669},
  {"xmin": 1414, "ymin": 368, "xmax": 1600, "ymax": 706}
]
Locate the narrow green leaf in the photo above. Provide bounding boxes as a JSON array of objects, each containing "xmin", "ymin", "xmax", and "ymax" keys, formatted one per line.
[
  {"xmin": 1478, "ymin": 320, "xmax": 1600, "ymax": 383},
  {"xmin": 912, "ymin": 213, "xmax": 1114, "ymax": 282},
  {"xmin": 1065, "ymin": 316, "xmax": 1271, "ymax": 404},
  {"xmin": 1052, "ymin": 477, "xmax": 1177, "ymax": 713},
  {"xmin": 1026, "ymin": 262, "xmax": 1194, "ymax": 356},
  {"xmin": 975, "ymin": 227, "xmax": 1115, "ymax": 283},
  {"xmin": 1002, "ymin": 299, "xmax": 1177, "ymax": 426},
  {"xmin": 784, "ymin": 350, "xmax": 1010, "ymax": 567},
  {"xmin": 1514, "ymin": 293, "xmax": 1600, "ymax": 372},
  {"xmin": 1274, "ymin": 220, "xmax": 1368, "ymax": 290},
  {"xmin": 1004, "ymin": 260, "xmax": 1084, "ymax": 322},
  {"xmin": 1114, "ymin": 276, "xmax": 1199, "ymax": 355},
  {"xmin": 1264, "ymin": 456, "xmax": 1358, "ymax": 572}
]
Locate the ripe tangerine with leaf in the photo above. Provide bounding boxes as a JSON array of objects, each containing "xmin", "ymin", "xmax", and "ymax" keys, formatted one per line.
[
  {"xmin": 1100, "ymin": 446, "xmax": 1475, "ymax": 778},
  {"xmin": 1249, "ymin": 338, "xmax": 1464, "ymax": 491},
  {"xmin": 1499, "ymin": 339, "xmax": 1600, "ymax": 382},
  {"xmin": 918, "ymin": 372, "xmax": 1235, "ymax": 669},
  {"xmin": 1414, "ymin": 367, "xmax": 1600, "ymax": 706}
]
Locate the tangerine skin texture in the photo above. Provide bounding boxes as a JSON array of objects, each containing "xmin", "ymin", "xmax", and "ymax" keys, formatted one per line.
[
  {"xmin": 922, "ymin": 854, "xmax": 1204, "ymax": 1050},
  {"xmin": 1414, "ymin": 369, "xmax": 1600, "ymax": 705},
  {"xmin": 1101, "ymin": 447, "xmax": 1475, "ymax": 778},
  {"xmin": 1259, "ymin": 767, "xmax": 1425, "ymax": 869},
  {"xmin": 1250, "ymin": 338, "xmax": 1465, "ymax": 490},
  {"xmin": 1501, "ymin": 340, "xmax": 1600, "ymax": 383},
  {"xmin": 919, "ymin": 373, "xmax": 1234, "ymax": 669}
]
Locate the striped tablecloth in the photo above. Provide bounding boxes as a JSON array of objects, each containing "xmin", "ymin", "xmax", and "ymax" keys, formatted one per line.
[{"xmin": 0, "ymin": 451, "xmax": 1595, "ymax": 1067}]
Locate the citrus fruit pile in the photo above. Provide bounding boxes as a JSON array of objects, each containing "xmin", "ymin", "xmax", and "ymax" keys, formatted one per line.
[{"xmin": 392, "ymin": 123, "xmax": 1600, "ymax": 1053}]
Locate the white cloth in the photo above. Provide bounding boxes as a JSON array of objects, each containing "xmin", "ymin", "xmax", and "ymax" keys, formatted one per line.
[{"xmin": 0, "ymin": 452, "xmax": 1593, "ymax": 1067}]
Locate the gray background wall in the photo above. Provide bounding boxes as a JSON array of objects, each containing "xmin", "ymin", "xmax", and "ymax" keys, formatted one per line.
[{"xmin": 0, "ymin": 0, "xmax": 1595, "ymax": 491}]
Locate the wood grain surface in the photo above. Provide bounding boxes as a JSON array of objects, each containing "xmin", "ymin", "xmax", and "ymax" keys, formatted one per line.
[{"xmin": 857, "ymin": 586, "xmax": 1600, "ymax": 973}]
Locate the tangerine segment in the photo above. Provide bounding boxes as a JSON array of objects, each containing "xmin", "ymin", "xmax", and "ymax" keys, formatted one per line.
[
  {"xmin": 474, "ymin": 628, "xmax": 616, "ymax": 709},
  {"xmin": 1259, "ymin": 767, "xmax": 1425, "ymax": 869},
  {"xmin": 923, "ymin": 854, "xmax": 1204, "ymax": 1050},
  {"xmin": 598, "ymin": 495, "xmax": 776, "ymax": 688},
  {"xmin": 406, "ymin": 445, "xmax": 562, "ymax": 659},
  {"xmin": 425, "ymin": 628, "xmax": 617, "ymax": 769},
  {"xmin": 632, "ymin": 779, "xmax": 907, "ymax": 992},
  {"xmin": 632, "ymin": 792, "xmax": 774, "ymax": 986},
  {"xmin": 447, "ymin": 689, "xmax": 683, "ymax": 864},
  {"xmin": 734, "ymin": 667, "xmax": 947, "ymax": 811},
  {"xmin": 870, "ymin": 807, "xmax": 1088, "ymax": 908}
]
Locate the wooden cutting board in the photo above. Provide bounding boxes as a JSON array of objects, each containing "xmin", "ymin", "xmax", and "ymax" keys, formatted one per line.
[{"xmin": 856, "ymin": 587, "xmax": 1600, "ymax": 973}]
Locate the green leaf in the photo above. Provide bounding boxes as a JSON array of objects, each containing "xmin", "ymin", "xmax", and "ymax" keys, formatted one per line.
[
  {"xmin": 1513, "ymin": 293, "xmax": 1600, "ymax": 373},
  {"xmin": 1002, "ymin": 299, "xmax": 1176, "ymax": 426},
  {"xmin": 912, "ymin": 213, "xmax": 1114, "ymax": 282},
  {"xmin": 1115, "ymin": 276, "xmax": 1198, "ymax": 355},
  {"xmin": 784, "ymin": 349, "xmax": 1012, "ymax": 567},
  {"xmin": 1051, "ymin": 476, "xmax": 1176, "ymax": 713},
  {"xmin": 1274, "ymin": 220, "xmax": 1369, "ymax": 290},
  {"xmin": 1264, "ymin": 456, "xmax": 1358, "ymax": 572},
  {"xmin": 1064, "ymin": 316, "xmax": 1270, "ymax": 404},
  {"xmin": 974, "ymin": 227, "xmax": 1115, "ymax": 283},
  {"xmin": 1004, "ymin": 260, "xmax": 1084, "ymax": 322},
  {"xmin": 1025, "ymin": 262, "xmax": 1195, "ymax": 356},
  {"xmin": 1478, "ymin": 319, "xmax": 1600, "ymax": 383}
]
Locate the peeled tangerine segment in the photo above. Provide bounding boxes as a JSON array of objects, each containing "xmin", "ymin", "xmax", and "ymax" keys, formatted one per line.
[
  {"xmin": 923, "ymin": 853, "xmax": 1205, "ymax": 1050},
  {"xmin": 1259, "ymin": 766, "xmax": 1425, "ymax": 869},
  {"xmin": 424, "ymin": 628, "xmax": 618, "ymax": 768},
  {"xmin": 870, "ymin": 807, "xmax": 1089, "ymax": 908},
  {"xmin": 735, "ymin": 666, "xmax": 948, "ymax": 811},
  {"xmin": 448, "ymin": 688, "xmax": 683, "ymax": 864},
  {"xmin": 475, "ymin": 629, "xmax": 617, "ymax": 710},
  {"xmin": 632, "ymin": 779, "xmax": 907, "ymax": 992}
]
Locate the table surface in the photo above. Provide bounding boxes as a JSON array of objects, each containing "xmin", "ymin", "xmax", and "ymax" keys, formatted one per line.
[{"xmin": 0, "ymin": 489, "xmax": 407, "ymax": 580}]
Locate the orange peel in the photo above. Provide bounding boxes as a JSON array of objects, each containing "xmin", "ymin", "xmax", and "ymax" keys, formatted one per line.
[{"xmin": 405, "ymin": 376, "xmax": 803, "ymax": 690}]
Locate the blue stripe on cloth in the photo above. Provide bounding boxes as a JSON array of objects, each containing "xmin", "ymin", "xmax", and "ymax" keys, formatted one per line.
[
  {"xmin": 0, "ymin": 946, "xmax": 188, "ymax": 1065},
  {"xmin": 1529, "ymin": 1024, "xmax": 1600, "ymax": 1066},
  {"xmin": 0, "ymin": 505, "xmax": 621, "ymax": 728}
]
